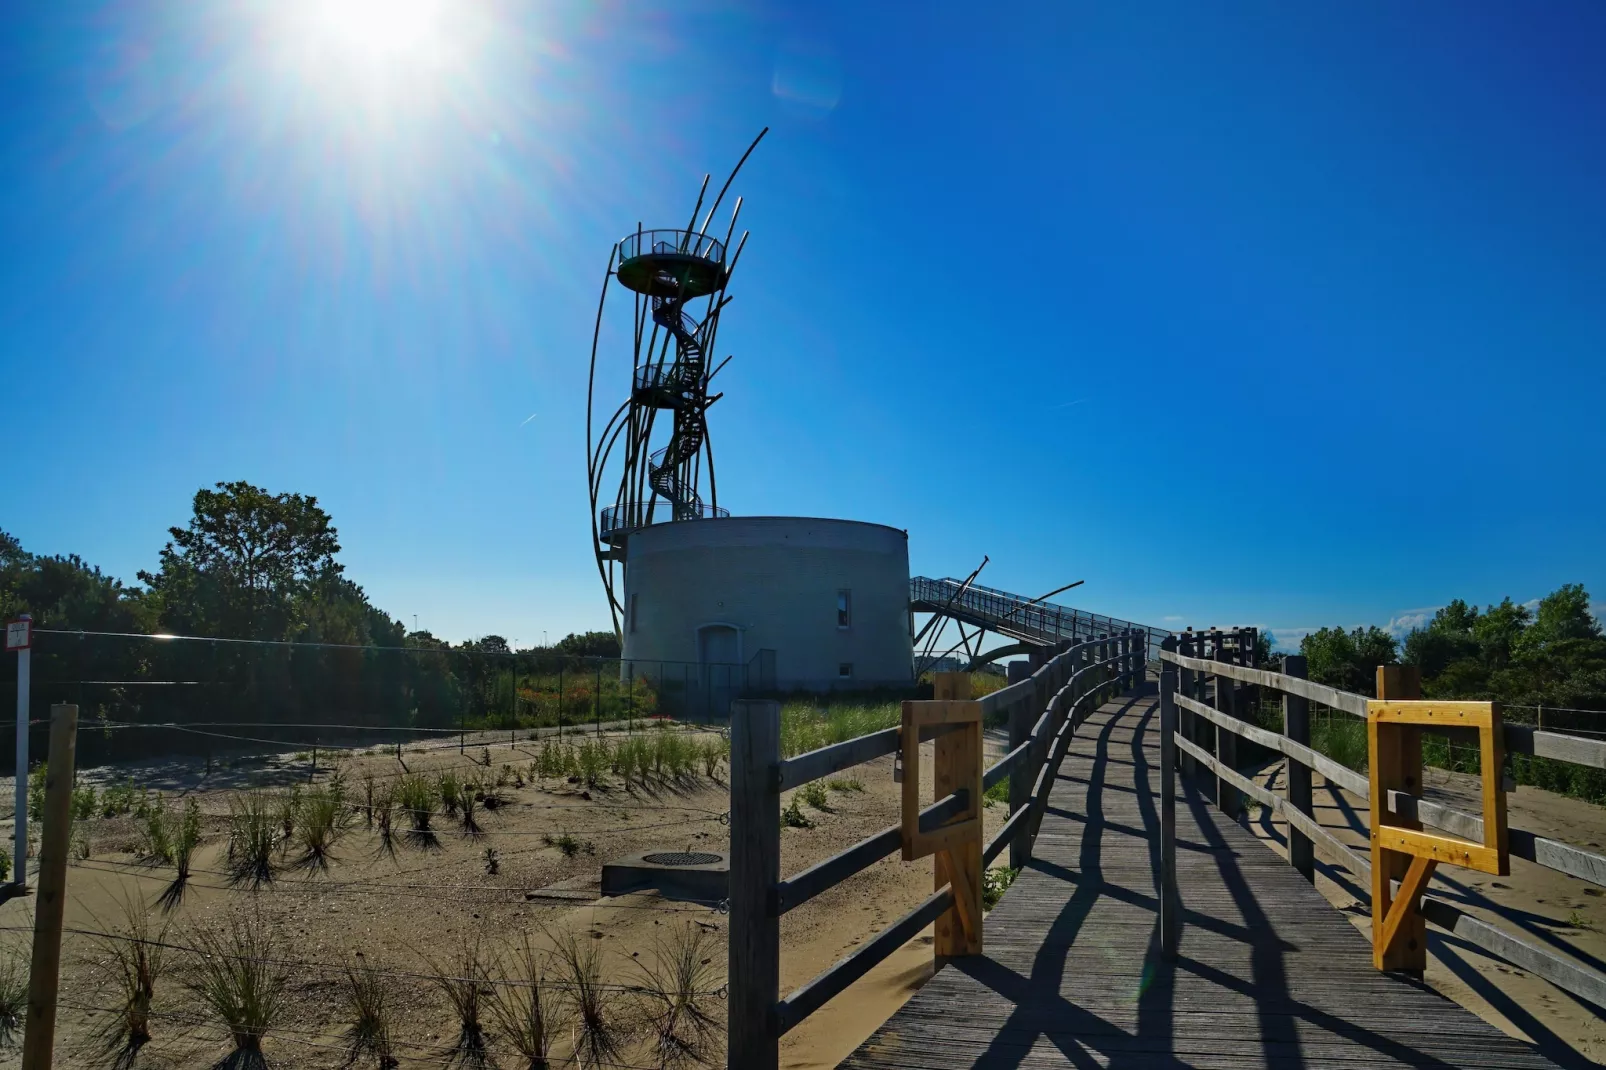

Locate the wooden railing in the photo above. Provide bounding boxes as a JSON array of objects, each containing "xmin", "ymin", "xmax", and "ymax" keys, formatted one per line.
[
  {"xmin": 1156, "ymin": 630, "xmax": 1606, "ymax": 1010},
  {"xmin": 726, "ymin": 629, "xmax": 1148, "ymax": 1069}
]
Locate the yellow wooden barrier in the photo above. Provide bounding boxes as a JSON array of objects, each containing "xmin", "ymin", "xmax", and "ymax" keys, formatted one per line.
[{"xmin": 1368, "ymin": 667, "xmax": 1508, "ymax": 973}]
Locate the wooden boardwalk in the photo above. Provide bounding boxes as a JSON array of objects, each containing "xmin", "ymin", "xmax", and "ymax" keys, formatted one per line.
[{"xmin": 841, "ymin": 687, "xmax": 1558, "ymax": 1069}]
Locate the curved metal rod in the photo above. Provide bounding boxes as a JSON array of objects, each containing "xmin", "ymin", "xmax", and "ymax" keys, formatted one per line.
[
  {"xmin": 585, "ymin": 247, "xmax": 620, "ymax": 605},
  {"xmin": 700, "ymin": 128, "xmax": 768, "ymax": 238},
  {"xmin": 682, "ymin": 174, "xmax": 711, "ymax": 249}
]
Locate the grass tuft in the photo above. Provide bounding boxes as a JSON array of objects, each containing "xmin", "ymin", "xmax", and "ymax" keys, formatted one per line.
[
  {"xmin": 635, "ymin": 923, "xmax": 723, "ymax": 1069},
  {"xmin": 395, "ymin": 774, "xmax": 439, "ymax": 850},
  {"xmin": 486, "ymin": 936, "xmax": 561, "ymax": 1070},
  {"xmin": 294, "ymin": 786, "xmax": 348, "ymax": 871},
  {"xmin": 158, "ymin": 797, "xmax": 203, "ymax": 911},
  {"xmin": 89, "ymin": 894, "xmax": 168, "ymax": 1059},
  {"xmin": 424, "ymin": 940, "xmax": 491, "ymax": 1070},
  {"xmin": 0, "ymin": 947, "xmax": 22, "ymax": 1050},
  {"xmin": 339, "ymin": 953, "xmax": 398, "ymax": 1069},
  {"xmin": 184, "ymin": 910, "xmax": 288, "ymax": 1067},
  {"xmin": 826, "ymin": 777, "xmax": 863, "ymax": 794},
  {"xmin": 545, "ymin": 924, "xmax": 624, "ymax": 1070},
  {"xmin": 226, "ymin": 793, "xmax": 278, "ymax": 888}
]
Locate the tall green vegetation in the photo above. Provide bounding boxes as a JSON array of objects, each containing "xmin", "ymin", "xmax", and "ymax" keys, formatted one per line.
[
  {"xmin": 1, "ymin": 487, "xmax": 646, "ymax": 771},
  {"xmin": 1295, "ymin": 583, "xmax": 1606, "ymax": 802}
]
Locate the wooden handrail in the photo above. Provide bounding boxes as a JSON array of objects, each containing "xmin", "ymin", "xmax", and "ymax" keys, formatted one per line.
[
  {"xmin": 1158, "ymin": 650, "xmax": 1606, "ymax": 1012},
  {"xmin": 1174, "ymin": 690, "xmax": 1606, "ymax": 889},
  {"xmin": 730, "ymin": 629, "xmax": 1150, "ymax": 1065},
  {"xmin": 775, "ymin": 886, "xmax": 955, "ymax": 1035},
  {"xmin": 1160, "ymin": 648, "xmax": 1606, "ymax": 770}
]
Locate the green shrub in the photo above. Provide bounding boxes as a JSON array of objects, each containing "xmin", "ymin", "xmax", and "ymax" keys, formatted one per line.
[
  {"xmin": 101, "ymin": 779, "xmax": 139, "ymax": 817},
  {"xmin": 827, "ymin": 776, "xmax": 864, "ymax": 793},
  {"xmin": 137, "ymin": 797, "xmax": 174, "ymax": 865},
  {"xmin": 576, "ymin": 740, "xmax": 608, "ymax": 787},
  {"xmin": 71, "ymin": 785, "xmax": 97, "ymax": 822},
  {"xmin": 781, "ymin": 797, "xmax": 813, "ymax": 829},
  {"xmin": 983, "ymin": 780, "xmax": 1010, "ymax": 809},
  {"xmin": 27, "ymin": 762, "xmax": 46, "ymax": 823},
  {"xmin": 799, "ymin": 781, "xmax": 830, "ymax": 811},
  {"xmin": 982, "ymin": 866, "xmax": 1019, "ymax": 911}
]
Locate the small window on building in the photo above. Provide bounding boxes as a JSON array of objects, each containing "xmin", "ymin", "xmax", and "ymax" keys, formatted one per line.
[
  {"xmin": 838, "ymin": 663, "xmax": 853, "ymax": 679},
  {"xmin": 837, "ymin": 589, "xmax": 852, "ymax": 629}
]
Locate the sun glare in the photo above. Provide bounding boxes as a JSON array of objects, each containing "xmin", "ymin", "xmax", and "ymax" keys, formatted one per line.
[{"xmin": 310, "ymin": 0, "xmax": 443, "ymax": 62}]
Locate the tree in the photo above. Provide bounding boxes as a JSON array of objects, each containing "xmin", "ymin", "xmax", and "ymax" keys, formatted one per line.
[
  {"xmin": 554, "ymin": 631, "xmax": 621, "ymax": 659},
  {"xmin": 1526, "ymin": 584, "xmax": 1601, "ymax": 647},
  {"xmin": 1472, "ymin": 597, "xmax": 1530, "ymax": 669},
  {"xmin": 139, "ymin": 482, "xmax": 342, "ymax": 640},
  {"xmin": 1300, "ymin": 625, "xmax": 1397, "ymax": 696}
]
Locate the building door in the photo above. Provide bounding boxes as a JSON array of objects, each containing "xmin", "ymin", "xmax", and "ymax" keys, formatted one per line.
[
  {"xmin": 698, "ymin": 625, "xmax": 740, "ymax": 723},
  {"xmin": 699, "ymin": 624, "xmax": 739, "ymax": 666}
]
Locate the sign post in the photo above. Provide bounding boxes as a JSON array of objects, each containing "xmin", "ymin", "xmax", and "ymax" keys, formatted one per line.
[{"xmin": 7, "ymin": 615, "xmax": 32, "ymax": 891}]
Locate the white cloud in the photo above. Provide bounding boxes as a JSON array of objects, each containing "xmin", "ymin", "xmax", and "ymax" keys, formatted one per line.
[{"xmin": 1385, "ymin": 608, "xmax": 1438, "ymax": 638}]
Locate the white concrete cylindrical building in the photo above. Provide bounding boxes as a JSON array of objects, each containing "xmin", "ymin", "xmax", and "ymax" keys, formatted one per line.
[{"xmin": 621, "ymin": 516, "xmax": 912, "ymax": 693}]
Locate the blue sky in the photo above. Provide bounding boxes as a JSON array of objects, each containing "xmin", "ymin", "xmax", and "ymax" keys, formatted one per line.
[{"xmin": 2, "ymin": 0, "xmax": 1603, "ymax": 650}]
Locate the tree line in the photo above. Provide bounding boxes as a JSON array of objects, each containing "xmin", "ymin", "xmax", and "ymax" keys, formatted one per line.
[
  {"xmin": 1295, "ymin": 583, "xmax": 1606, "ymax": 716},
  {"xmin": 1, "ymin": 481, "xmax": 628, "ymax": 763}
]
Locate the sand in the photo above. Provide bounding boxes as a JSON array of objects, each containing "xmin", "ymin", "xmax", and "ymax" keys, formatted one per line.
[{"xmin": 0, "ymin": 725, "xmax": 1006, "ymax": 1069}]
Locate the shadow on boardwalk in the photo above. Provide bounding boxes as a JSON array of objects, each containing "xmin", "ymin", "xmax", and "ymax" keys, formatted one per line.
[{"xmin": 841, "ymin": 687, "xmax": 1560, "ymax": 1070}]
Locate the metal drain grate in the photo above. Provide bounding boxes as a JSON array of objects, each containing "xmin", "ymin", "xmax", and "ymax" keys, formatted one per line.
[{"xmin": 642, "ymin": 851, "xmax": 722, "ymax": 867}]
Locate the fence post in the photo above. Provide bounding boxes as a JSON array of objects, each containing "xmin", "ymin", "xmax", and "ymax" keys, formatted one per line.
[
  {"xmin": 13, "ymin": 615, "xmax": 31, "ymax": 891},
  {"xmin": 21, "ymin": 703, "xmax": 77, "ymax": 1070},
  {"xmin": 1007, "ymin": 690, "xmax": 1032, "ymax": 869},
  {"xmin": 1213, "ymin": 636, "xmax": 1240, "ymax": 819},
  {"xmin": 728, "ymin": 699, "xmax": 780, "ymax": 1070},
  {"xmin": 1177, "ymin": 632, "xmax": 1196, "ymax": 782},
  {"xmin": 1159, "ymin": 642, "xmax": 1180, "ymax": 957},
  {"xmin": 1283, "ymin": 654, "xmax": 1314, "ymax": 883}
]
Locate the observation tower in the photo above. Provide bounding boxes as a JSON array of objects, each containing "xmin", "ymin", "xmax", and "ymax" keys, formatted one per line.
[
  {"xmin": 584, "ymin": 133, "xmax": 912, "ymax": 693},
  {"xmin": 585, "ymin": 134, "xmax": 763, "ymax": 635}
]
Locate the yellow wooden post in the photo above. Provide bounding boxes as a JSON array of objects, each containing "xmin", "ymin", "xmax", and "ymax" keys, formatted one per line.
[{"xmin": 1369, "ymin": 666, "xmax": 1425, "ymax": 973}]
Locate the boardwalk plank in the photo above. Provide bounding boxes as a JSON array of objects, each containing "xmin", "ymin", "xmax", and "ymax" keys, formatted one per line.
[{"xmin": 839, "ymin": 688, "xmax": 1559, "ymax": 1070}]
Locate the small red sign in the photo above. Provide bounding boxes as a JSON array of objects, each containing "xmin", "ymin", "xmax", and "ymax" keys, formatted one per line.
[{"xmin": 4, "ymin": 619, "xmax": 30, "ymax": 651}]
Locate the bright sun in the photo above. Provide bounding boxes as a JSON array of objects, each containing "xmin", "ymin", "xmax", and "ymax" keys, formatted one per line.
[{"xmin": 310, "ymin": 0, "xmax": 443, "ymax": 62}]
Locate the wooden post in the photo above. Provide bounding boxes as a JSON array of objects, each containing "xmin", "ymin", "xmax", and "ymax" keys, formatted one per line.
[
  {"xmin": 932, "ymin": 674, "xmax": 982, "ymax": 956},
  {"xmin": 22, "ymin": 704, "xmax": 77, "ymax": 1070},
  {"xmin": 1371, "ymin": 665, "xmax": 1426, "ymax": 974},
  {"xmin": 728, "ymin": 699, "xmax": 780, "ymax": 1070},
  {"xmin": 1177, "ymin": 633, "xmax": 1196, "ymax": 782},
  {"xmin": 1283, "ymin": 655, "xmax": 1314, "ymax": 883},
  {"xmin": 1213, "ymin": 639, "xmax": 1240, "ymax": 819},
  {"xmin": 1159, "ymin": 647, "xmax": 1180, "ymax": 958},
  {"xmin": 1096, "ymin": 634, "xmax": 1108, "ymax": 704},
  {"xmin": 1007, "ymin": 689, "xmax": 1031, "ymax": 870}
]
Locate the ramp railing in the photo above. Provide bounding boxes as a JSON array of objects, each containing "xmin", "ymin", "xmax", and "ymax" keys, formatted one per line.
[
  {"xmin": 726, "ymin": 628, "xmax": 1148, "ymax": 1069},
  {"xmin": 1157, "ymin": 630, "xmax": 1606, "ymax": 1010}
]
